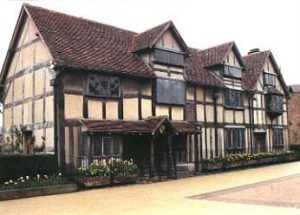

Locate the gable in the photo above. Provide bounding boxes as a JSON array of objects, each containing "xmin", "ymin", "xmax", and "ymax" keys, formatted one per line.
[
  {"xmin": 1, "ymin": 9, "xmax": 53, "ymax": 84},
  {"xmin": 225, "ymin": 49, "xmax": 243, "ymax": 68},
  {"xmin": 263, "ymin": 56, "xmax": 276, "ymax": 74},
  {"xmin": 155, "ymin": 29, "xmax": 183, "ymax": 52}
]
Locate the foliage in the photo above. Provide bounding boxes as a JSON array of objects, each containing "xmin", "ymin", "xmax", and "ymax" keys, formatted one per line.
[
  {"xmin": 2, "ymin": 126, "xmax": 23, "ymax": 154},
  {"xmin": 76, "ymin": 158, "xmax": 138, "ymax": 177},
  {"xmin": 110, "ymin": 159, "xmax": 138, "ymax": 175},
  {"xmin": 0, "ymin": 155, "xmax": 58, "ymax": 181},
  {"xmin": 0, "ymin": 173, "xmax": 66, "ymax": 191},
  {"xmin": 202, "ymin": 150, "xmax": 298, "ymax": 164}
]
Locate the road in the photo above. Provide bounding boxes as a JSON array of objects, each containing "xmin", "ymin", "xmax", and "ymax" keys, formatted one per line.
[{"xmin": 2, "ymin": 161, "xmax": 300, "ymax": 215}]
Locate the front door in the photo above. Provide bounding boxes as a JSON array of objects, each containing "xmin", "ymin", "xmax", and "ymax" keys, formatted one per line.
[{"xmin": 254, "ymin": 133, "xmax": 266, "ymax": 153}]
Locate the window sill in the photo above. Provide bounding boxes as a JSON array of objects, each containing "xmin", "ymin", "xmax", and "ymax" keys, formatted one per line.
[{"xmin": 224, "ymin": 106, "xmax": 244, "ymax": 111}]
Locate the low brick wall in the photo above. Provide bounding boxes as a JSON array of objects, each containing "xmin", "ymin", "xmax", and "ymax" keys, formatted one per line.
[{"xmin": 0, "ymin": 184, "xmax": 78, "ymax": 201}]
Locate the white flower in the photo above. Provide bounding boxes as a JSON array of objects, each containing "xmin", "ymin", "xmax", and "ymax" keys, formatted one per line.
[
  {"xmin": 20, "ymin": 177, "xmax": 23, "ymax": 180},
  {"xmin": 37, "ymin": 174, "xmax": 40, "ymax": 179},
  {"xmin": 58, "ymin": 173, "xmax": 62, "ymax": 177},
  {"xmin": 14, "ymin": 182, "xmax": 18, "ymax": 185},
  {"xmin": 26, "ymin": 176, "xmax": 29, "ymax": 180},
  {"xmin": 4, "ymin": 182, "xmax": 9, "ymax": 185},
  {"xmin": 9, "ymin": 180, "xmax": 13, "ymax": 183},
  {"xmin": 21, "ymin": 180, "xmax": 25, "ymax": 183},
  {"xmin": 44, "ymin": 175, "xmax": 48, "ymax": 179}
]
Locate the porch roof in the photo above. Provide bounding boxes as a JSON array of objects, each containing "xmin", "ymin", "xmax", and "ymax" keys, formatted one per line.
[{"xmin": 79, "ymin": 116, "xmax": 200, "ymax": 135}]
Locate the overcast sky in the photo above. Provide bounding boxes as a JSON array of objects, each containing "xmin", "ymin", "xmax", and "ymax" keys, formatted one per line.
[{"xmin": 0, "ymin": 0, "xmax": 300, "ymax": 86}]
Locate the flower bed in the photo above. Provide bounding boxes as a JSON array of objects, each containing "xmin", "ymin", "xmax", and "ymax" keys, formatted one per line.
[
  {"xmin": 201, "ymin": 151, "xmax": 300, "ymax": 172},
  {"xmin": 111, "ymin": 160, "xmax": 138, "ymax": 185},
  {"xmin": 0, "ymin": 173, "xmax": 66, "ymax": 190},
  {"xmin": 0, "ymin": 173, "xmax": 77, "ymax": 200},
  {"xmin": 75, "ymin": 158, "xmax": 138, "ymax": 187}
]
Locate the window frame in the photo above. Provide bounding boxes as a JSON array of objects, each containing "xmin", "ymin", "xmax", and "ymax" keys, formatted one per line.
[
  {"xmin": 156, "ymin": 78, "xmax": 186, "ymax": 105},
  {"xmin": 225, "ymin": 128, "xmax": 245, "ymax": 152},
  {"xmin": 273, "ymin": 128, "xmax": 284, "ymax": 148},
  {"xmin": 153, "ymin": 48, "xmax": 185, "ymax": 67},
  {"xmin": 91, "ymin": 136, "xmax": 121, "ymax": 157},
  {"xmin": 223, "ymin": 65, "xmax": 242, "ymax": 79},
  {"xmin": 264, "ymin": 72, "xmax": 277, "ymax": 86},
  {"xmin": 224, "ymin": 89, "xmax": 244, "ymax": 109},
  {"xmin": 87, "ymin": 74, "xmax": 120, "ymax": 98},
  {"xmin": 267, "ymin": 94, "xmax": 284, "ymax": 114}
]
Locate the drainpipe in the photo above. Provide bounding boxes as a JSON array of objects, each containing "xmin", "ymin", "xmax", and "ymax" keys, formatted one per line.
[{"xmin": 213, "ymin": 88, "xmax": 219, "ymax": 157}]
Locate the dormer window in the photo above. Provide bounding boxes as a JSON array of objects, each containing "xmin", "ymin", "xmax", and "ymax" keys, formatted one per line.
[
  {"xmin": 153, "ymin": 48, "xmax": 184, "ymax": 67},
  {"xmin": 223, "ymin": 65, "xmax": 242, "ymax": 79},
  {"xmin": 264, "ymin": 72, "xmax": 276, "ymax": 86}
]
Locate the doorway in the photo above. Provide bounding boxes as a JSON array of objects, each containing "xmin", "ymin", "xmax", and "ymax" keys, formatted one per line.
[{"xmin": 254, "ymin": 133, "xmax": 266, "ymax": 153}]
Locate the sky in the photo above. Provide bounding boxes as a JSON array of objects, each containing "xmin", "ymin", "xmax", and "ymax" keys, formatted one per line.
[{"xmin": 0, "ymin": 0, "xmax": 300, "ymax": 86}]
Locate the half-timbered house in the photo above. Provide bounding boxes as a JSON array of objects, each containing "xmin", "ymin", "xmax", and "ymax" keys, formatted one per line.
[{"xmin": 0, "ymin": 4, "xmax": 290, "ymax": 178}]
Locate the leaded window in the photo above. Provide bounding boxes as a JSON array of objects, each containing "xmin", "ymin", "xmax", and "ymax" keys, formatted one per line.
[
  {"xmin": 264, "ymin": 73, "xmax": 276, "ymax": 86},
  {"xmin": 267, "ymin": 94, "xmax": 283, "ymax": 114},
  {"xmin": 225, "ymin": 89, "xmax": 243, "ymax": 108},
  {"xmin": 153, "ymin": 48, "xmax": 184, "ymax": 66},
  {"xmin": 223, "ymin": 65, "xmax": 242, "ymax": 78},
  {"xmin": 156, "ymin": 78, "xmax": 186, "ymax": 105},
  {"xmin": 225, "ymin": 128, "xmax": 245, "ymax": 151},
  {"xmin": 88, "ymin": 74, "xmax": 119, "ymax": 98},
  {"xmin": 91, "ymin": 136, "xmax": 121, "ymax": 157},
  {"xmin": 273, "ymin": 128, "xmax": 284, "ymax": 147}
]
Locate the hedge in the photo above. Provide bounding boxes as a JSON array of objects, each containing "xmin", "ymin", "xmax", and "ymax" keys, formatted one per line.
[{"xmin": 0, "ymin": 155, "xmax": 58, "ymax": 181}]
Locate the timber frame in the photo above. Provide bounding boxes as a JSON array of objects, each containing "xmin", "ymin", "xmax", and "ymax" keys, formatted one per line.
[{"xmin": 0, "ymin": 4, "xmax": 291, "ymax": 179}]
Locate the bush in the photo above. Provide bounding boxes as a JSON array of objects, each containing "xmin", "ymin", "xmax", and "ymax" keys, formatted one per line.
[
  {"xmin": 290, "ymin": 144, "xmax": 300, "ymax": 152},
  {"xmin": 0, "ymin": 155, "xmax": 58, "ymax": 181},
  {"xmin": 202, "ymin": 150, "xmax": 298, "ymax": 164}
]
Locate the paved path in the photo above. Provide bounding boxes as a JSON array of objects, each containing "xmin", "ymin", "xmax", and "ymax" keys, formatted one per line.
[{"xmin": 2, "ymin": 162, "xmax": 300, "ymax": 215}]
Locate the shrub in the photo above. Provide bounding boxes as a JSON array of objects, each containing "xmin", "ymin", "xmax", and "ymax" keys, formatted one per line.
[
  {"xmin": 76, "ymin": 158, "xmax": 138, "ymax": 177},
  {"xmin": 202, "ymin": 150, "xmax": 298, "ymax": 164},
  {"xmin": 0, "ymin": 155, "xmax": 58, "ymax": 181}
]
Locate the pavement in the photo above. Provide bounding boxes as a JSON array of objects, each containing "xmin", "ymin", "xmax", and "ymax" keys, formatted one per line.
[{"xmin": 2, "ymin": 161, "xmax": 300, "ymax": 215}]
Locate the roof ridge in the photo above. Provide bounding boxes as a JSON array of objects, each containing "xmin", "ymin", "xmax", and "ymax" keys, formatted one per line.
[
  {"xmin": 23, "ymin": 3, "xmax": 137, "ymax": 35},
  {"xmin": 198, "ymin": 41, "xmax": 235, "ymax": 52},
  {"xmin": 134, "ymin": 20, "xmax": 172, "ymax": 37}
]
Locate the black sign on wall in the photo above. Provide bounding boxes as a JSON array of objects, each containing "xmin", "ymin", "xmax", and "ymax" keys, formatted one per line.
[{"xmin": 88, "ymin": 74, "xmax": 119, "ymax": 98}]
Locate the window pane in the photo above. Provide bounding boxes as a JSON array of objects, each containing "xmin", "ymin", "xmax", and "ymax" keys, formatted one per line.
[
  {"xmin": 91, "ymin": 135, "xmax": 102, "ymax": 156},
  {"xmin": 154, "ymin": 49, "xmax": 184, "ymax": 66},
  {"xmin": 223, "ymin": 66, "xmax": 242, "ymax": 78},
  {"xmin": 103, "ymin": 137, "xmax": 113, "ymax": 156},
  {"xmin": 225, "ymin": 89, "xmax": 243, "ymax": 108},
  {"xmin": 264, "ymin": 73, "xmax": 276, "ymax": 86},
  {"xmin": 156, "ymin": 78, "xmax": 186, "ymax": 105},
  {"xmin": 113, "ymin": 138, "xmax": 120, "ymax": 155}
]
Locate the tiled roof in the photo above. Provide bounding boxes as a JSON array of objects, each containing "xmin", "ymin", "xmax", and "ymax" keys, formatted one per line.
[
  {"xmin": 198, "ymin": 41, "xmax": 236, "ymax": 67},
  {"xmin": 79, "ymin": 116, "xmax": 198, "ymax": 134},
  {"xmin": 290, "ymin": 85, "xmax": 300, "ymax": 93},
  {"xmin": 185, "ymin": 48, "xmax": 225, "ymax": 87},
  {"xmin": 242, "ymin": 51, "xmax": 270, "ymax": 91},
  {"xmin": 24, "ymin": 4, "xmax": 154, "ymax": 78}
]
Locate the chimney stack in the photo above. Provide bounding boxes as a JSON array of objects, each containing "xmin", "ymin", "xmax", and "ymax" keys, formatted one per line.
[{"xmin": 248, "ymin": 48, "xmax": 260, "ymax": 54}]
